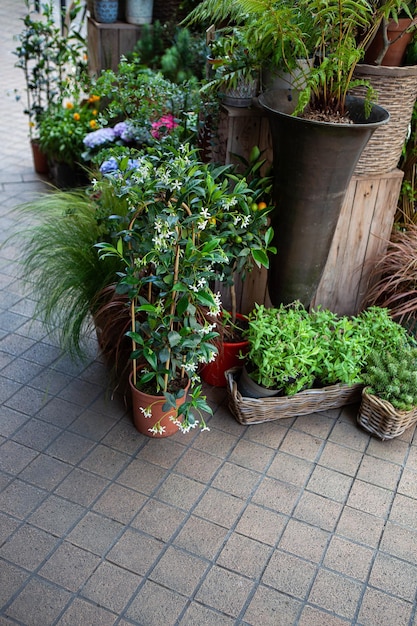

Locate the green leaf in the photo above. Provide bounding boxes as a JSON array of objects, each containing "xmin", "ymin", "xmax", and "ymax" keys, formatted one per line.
[{"xmin": 252, "ymin": 249, "xmax": 269, "ymax": 268}]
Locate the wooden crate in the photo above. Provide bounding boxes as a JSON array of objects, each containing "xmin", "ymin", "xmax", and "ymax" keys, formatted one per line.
[
  {"xmin": 210, "ymin": 103, "xmax": 273, "ymax": 173},
  {"xmin": 311, "ymin": 169, "xmax": 403, "ymax": 315},
  {"xmin": 87, "ymin": 17, "xmax": 142, "ymax": 75}
]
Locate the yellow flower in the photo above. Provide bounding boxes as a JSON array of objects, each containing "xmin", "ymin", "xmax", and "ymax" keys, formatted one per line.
[
  {"xmin": 88, "ymin": 94, "xmax": 100, "ymax": 103},
  {"xmin": 89, "ymin": 119, "xmax": 98, "ymax": 129},
  {"xmin": 73, "ymin": 112, "xmax": 80, "ymax": 121},
  {"xmin": 66, "ymin": 102, "xmax": 74, "ymax": 109},
  {"xmin": 92, "ymin": 109, "xmax": 98, "ymax": 116}
]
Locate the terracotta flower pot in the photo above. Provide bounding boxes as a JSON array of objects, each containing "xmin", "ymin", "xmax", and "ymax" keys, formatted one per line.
[
  {"xmin": 364, "ymin": 18, "xmax": 415, "ymax": 67},
  {"xmin": 129, "ymin": 372, "xmax": 190, "ymax": 437},
  {"xmin": 201, "ymin": 313, "xmax": 249, "ymax": 387},
  {"xmin": 31, "ymin": 140, "xmax": 49, "ymax": 175}
]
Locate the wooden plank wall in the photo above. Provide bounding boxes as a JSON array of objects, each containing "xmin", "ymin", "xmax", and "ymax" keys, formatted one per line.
[{"xmin": 311, "ymin": 169, "xmax": 403, "ymax": 315}]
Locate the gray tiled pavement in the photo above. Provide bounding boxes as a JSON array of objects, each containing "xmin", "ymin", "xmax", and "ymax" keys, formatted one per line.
[{"xmin": 2, "ymin": 2, "xmax": 417, "ymax": 625}]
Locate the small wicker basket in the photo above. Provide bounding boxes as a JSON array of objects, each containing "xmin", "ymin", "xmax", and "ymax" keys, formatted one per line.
[
  {"xmin": 357, "ymin": 387, "xmax": 417, "ymax": 440},
  {"xmin": 351, "ymin": 64, "xmax": 417, "ymax": 176},
  {"xmin": 225, "ymin": 367, "xmax": 363, "ymax": 425}
]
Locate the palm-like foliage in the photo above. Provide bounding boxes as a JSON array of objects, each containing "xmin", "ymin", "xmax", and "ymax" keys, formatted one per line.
[{"xmin": 186, "ymin": 0, "xmax": 411, "ymax": 116}]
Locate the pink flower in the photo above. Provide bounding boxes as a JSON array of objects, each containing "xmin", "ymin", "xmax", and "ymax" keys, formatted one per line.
[{"xmin": 151, "ymin": 114, "xmax": 178, "ymax": 139}]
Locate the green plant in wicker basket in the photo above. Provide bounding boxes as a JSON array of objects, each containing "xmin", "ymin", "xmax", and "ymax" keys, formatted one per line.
[
  {"xmin": 363, "ymin": 341, "xmax": 417, "ymax": 411},
  {"xmin": 243, "ymin": 303, "xmax": 412, "ymax": 396}
]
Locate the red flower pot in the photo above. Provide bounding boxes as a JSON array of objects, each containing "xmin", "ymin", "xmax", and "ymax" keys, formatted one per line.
[{"xmin": 201, "ymin": 313, "xmax": 249, "ymax": 387}]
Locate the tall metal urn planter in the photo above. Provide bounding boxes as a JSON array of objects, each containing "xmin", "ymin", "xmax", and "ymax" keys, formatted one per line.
[{"xmin": 258, "ymin": 90, "xmax": 390, "ymax": 308}]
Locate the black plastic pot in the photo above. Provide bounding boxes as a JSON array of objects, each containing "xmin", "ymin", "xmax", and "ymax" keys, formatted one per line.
[{"xmin": 258, "ymin": 91, "xmax": 390, "ymax": 307}]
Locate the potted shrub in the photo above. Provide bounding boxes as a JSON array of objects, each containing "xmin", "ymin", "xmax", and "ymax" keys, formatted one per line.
[
  {"xmin": 13, "ymin": 0, "xmax": 88, "ymax": 174},
  {"xmin": 187, "ymin": 0, "xmax": 392, "ymax": 307},
  {"xmin": 197, "ymin": 146, "xmax": 276, "ymax": 387},
  {"xmin": 38, "ymin": 90, "xmax": 101, "ymax": 187},
  {"xmin": 203, "ymin": 27, "xmax": 261, "ymax": 107},
  {"xmin": 357, "ymin": 338, "xmax": 417, "ymax": 439},
  {"xmin": 94, "ymin": 143, "xmax": 275, "ymax": 435}
]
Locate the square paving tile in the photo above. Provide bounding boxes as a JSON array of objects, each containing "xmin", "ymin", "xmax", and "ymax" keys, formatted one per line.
[
  {"xmin": 154, "ymin": 472, "xmax": 207, "ymax": 509},
  {"xmin": 0, "ymin": 560, "xmax": 27, "ymax": 607},
  {"xmin": 0, "ymin": 479, "xmax": 46, "ymax": 520},
  {"xmin": 5, "ymin": 577, "xmax": 72, "ymax": 626},
  {"xmin": 308, "ymin": 569, "xmax": 363, "ymax": 620},
  {"xmin": 318, "ymin": 440, "xmax": 364, "ymax": 476},
  {"xmin": 323, "ymin": 535, "xmax": 374, "ymax": 581},
  {"xmin": 278, "ymin": 519, "xmax": 330, "ymax": 563},
  {"xmin": 0, "ymin": 439, "xmax": 38, "ymax": 474},
  {"xmin": 28, "ymin": 494, "xmax": 85, "ymax": 535},
  {"xmin": 38, "ymin": 541, "xmax": 101, "ymax": 592},
  {"xmin": 106, "ymin": 528, "xmax": 164, "ymax": 575},
  {"xmin": 57, "ymin": 597, "xmax": 118, "ymax": 626},
  {"xmin": 67, "ymin": 511, "xmax": 124, "ymax": 557},
  {"xmin": 150, "ymin": 545, "xmax": 209, "ymax": 596},
  {"xmin": 336, "ymin": 506, "xmax": 385, "ymax": 548},
  {"xmin": 217, "ymin": 533, "xmax": 273, "ymax": 579},
  {"xmin": 81, "ymin": 560, "xmax": 142, "ymax": 614},
  {"xmin": 195, "ymin": 565, "xmax": 254, "ymax": 617},
  {"xmin": 125, "ymin": 579, "xmax": 188, "ymax": 626},
  {"xmin": 307, "ymin": 465, "xmax": 353, "ymax": 503},
  {"xmin": 347, "ymin": 479, "xmax": 394, "ymax": 518},
  {"xmin": 243, "ymin": 584, "xmax": 302, "ymax": 626},
  {"xmin": 193, "ymin": 487, "xmax": 246, "ymax": 528},
  {"xmin": 252, "ymin": 477, "xmax": 301, "ymax": 515},
  {"xmin": 132, "ymin": 499, "xmax": 187, "ymax": 542},
  {"xmin": 45, "ymin": 431, "xmax": 95, "ymax": 464},
  {"xmin": 369, "ymin": 552, "xmax": 417, "ymax": 601},
  {"xmin": 93, "ymin": 483, "xmax": 147, "ymax": 524},
  {"xmin": 19, "ymin": 454, "xmax": 73, "ymax": 490},
  {"xmin": 234, "ymin": 503, "xmax": 288, "ymax": 546},
  {"xmin": 174, "ymin": 515, "xmax": 228, "ymax": 559},
  {"xmin": 357, "ymin": 587, "xmax": 413, "ymax": 626},
  {"xmin": 293, "ymin": 491, "xmax": 343, "ymax": 531},
  {"xmin": 0, "ymin": 522, "xmax": 58, "ymax": 571},
  {"xmin": 267, "ymin": 451, "xmax": 314, "ymax": 487},
  {"xmin": 54, "ymin": 468, "xmax": 109, "ymax": 506},
  {"xmin": 262, "ymin": 549, "xmax": 317, "ymax": 599}
]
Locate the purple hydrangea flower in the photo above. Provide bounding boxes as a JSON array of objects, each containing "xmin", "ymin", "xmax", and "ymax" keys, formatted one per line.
[
  {"xmin": 83, "ymin": 127, "xmax": 116, "ymax": 149},
  {"xmin": 113, "ymin": 120, "xmax": 137, "ymax": 143},
  {"xmin": 99, "ymin": 157, "xmax": 118, "ymax": 174},
  {"xmin": 126, "ymin": 158, "xmax": 139, "ymax": 170}
]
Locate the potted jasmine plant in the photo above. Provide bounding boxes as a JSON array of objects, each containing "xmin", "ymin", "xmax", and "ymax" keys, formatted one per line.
[{"xmin": 95, "ymin": 143, "xmax": 273, "ymax": 435}]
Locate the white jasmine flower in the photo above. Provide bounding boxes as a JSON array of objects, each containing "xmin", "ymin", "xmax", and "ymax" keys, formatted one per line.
[
  {"xmin": 223, "ymin": 197, "xmax": 238, "ymax": 210},
  {"xmin": 200, "ymin": 207, "xmax": 210, "ymax": 219},
  {"xmin": 148, "ymin": 424, "xmax": 166, "ymax": 435},
  {"xmin": 140, "ymin": 406, "xmax": 152, "ymax": 418},
  {"xmin": 198, "ymin": 219, "xmax": 208, "ymax": 230}
]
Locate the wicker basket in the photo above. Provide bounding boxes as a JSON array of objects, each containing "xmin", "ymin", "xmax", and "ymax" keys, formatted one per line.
[
  {"xmin": 225, "ymin": 367, "xmax": 363, "ymax": 425},
  {"xmin": 357, "ymin": 387, "xmax": 417, "ymax": 440},
  {"xmin": 351, "ymin": 64, "xmax": 417, "ymax": 176}
]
